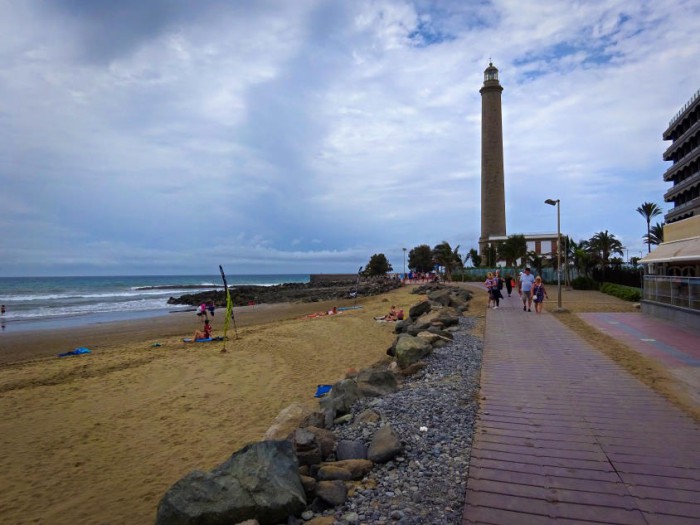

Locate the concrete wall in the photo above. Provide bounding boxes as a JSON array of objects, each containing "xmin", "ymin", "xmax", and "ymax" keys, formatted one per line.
[
  {"xmin": 641, "ymin": 300, "xmax": 700, "ymax": 330},
  {"xmin": 664, "ymin": 215, "xmax": 700, "ymax": 241}
]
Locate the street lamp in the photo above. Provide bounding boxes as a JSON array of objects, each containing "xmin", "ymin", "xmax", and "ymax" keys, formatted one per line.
[
  {"xmin": 402, "ymin": 247, "xmax": 407, "ymax": 284},
  {"xmin": 544, "ymin": 198, "xmax": 562, "ymax": 310}
]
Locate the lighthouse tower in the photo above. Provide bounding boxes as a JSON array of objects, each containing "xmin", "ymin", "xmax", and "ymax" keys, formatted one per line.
[{"xmin": 478, "ymin": 62, "xmax": 506, "ymax": 255}]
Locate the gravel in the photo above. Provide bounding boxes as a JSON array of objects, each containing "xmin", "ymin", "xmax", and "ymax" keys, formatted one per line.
[{"xmin": 308, "ymin": 316, "xmax": 483, "ymax": 525}]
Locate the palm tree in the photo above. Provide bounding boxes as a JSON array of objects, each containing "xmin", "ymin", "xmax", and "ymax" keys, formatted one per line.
[
  {"xmin": 497, "ymin": 235, "xmax": 527, "ymax": 268},
  {"xmin": 588, "ymin": 230, "xmax": 624, "ymax": 281},
  {"xmin": 432, "ymin": 241, "xmax": 462, "ymax": 281},
  {"xmin": 636, "ymin": 202, "xmax": 663, "ymax": 253},
  {"xmin": 644, "ymin": 222, "xmax": 664, "ymax": 247}
]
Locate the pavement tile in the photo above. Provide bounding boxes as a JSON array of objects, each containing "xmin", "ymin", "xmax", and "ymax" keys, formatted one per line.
[{"xmin": 462, "ymin": 289, "xmax": 700, "ymax": 525}]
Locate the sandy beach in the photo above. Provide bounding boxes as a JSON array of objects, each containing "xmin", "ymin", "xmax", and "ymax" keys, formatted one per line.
[
  {"xmin": 0, "ymin": 288, "xmax": 418, "ymax": 525},
  {"xmin": 0, "ymin": 284, "xmax": 695, "ymax": 525}
]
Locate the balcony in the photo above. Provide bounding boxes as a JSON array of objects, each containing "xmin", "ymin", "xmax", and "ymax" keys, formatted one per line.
[
  {"xmin": 664, "ymin": 197, "xmax": 700, "ymax": 222},
  {"xmin": 663, "ymin": 119, "xmax": 700, "ymax": 160},
  {"xmin": 663, "ymin": 147, "xmax": 700, "ymax": 181},
  {"xmin": 664, "ymin": 171, "xmax": 700, "ymax": 201},
  {"xmin": 664, "ymin": 88, "xmax": 700, "ymax": 139}
]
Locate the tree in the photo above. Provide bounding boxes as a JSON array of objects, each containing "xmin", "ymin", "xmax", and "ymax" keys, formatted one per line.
[
  {"xmin": 467, "ymin": 248, "xmax": 482, "ymax": 268},
  {"xmin": 636, "ymin": 202, "xmax": 663, "ymax": 253},
  {"xmin": 432, "ymin": 241, "xmax": 462, "ymax": 281},
  {"xmin": 497, "ymin": 235, "xmax": 527, "ymax": 267},
  {"xmin": 588, "ymin": 230, "xmax": 624, "ymax": 281},
  {"xmin": 644, "ymin": 222, "xmax": 664, "ymax": 247},
  {"xmin": 364, "ymin": 253, "xmax": 392, "ymax": 276},
  {"xmin": 408, "ymin": 244, "xmax": 433, "ymax": 273}
]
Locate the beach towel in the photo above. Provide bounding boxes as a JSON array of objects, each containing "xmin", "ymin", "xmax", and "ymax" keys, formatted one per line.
[
  {"xmin": 314, "ymin": 384, "xmax": 333, "ymax": 398},
  {"xmin": 337, "ymin": 306, "xmax": 363, "ymax": 311},
  {"xmin": 58, "ymin": 347, "xmax": 91, "ymax": 358},
  {"xmin": 183, "ymin": 336, "xmax": 224, "ymax": 343}
]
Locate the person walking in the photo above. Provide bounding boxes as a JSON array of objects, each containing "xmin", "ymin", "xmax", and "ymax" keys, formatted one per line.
[
  {"xmin": 532, "ymin": 276, "xmax": 549, "ymax": 314},
  {"xmin": 492, "ymin": 270, "xmax": 503, "ymax": 309},
  {"xmin": 484, "ymin": 272, "xmax": 495, "ymax": 308},
  {"xmin": 518, "ymin": 267, "xmax": 536, "ymax": 312},
  {"xmin": 504, "ymin": 274, "xmax": 513, "ymax": 297}
]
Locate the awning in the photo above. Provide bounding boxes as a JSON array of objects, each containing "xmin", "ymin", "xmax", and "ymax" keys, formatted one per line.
[{"xmin": 640, "ymin": 236, "xmax": 700, "ymax": 264}]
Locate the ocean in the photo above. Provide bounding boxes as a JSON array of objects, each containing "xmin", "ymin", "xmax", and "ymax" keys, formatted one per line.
[{"xmin": 0, "ymin": 274, "xmax": 309, "ymax": 333}]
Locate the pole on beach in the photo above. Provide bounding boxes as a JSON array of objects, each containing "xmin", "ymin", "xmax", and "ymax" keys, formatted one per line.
[
  {"xmin": 219, "ymin": 265, "xmax": 238, "ymax": 351},
  {"xmin": 354, "ymin": 266, "xmax": 362, "ymax": 308}
]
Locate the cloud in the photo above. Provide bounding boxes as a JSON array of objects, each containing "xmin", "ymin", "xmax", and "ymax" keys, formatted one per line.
[{"xmin": 1, "ymin": 0, "xmax": 698, "ymax": 275}]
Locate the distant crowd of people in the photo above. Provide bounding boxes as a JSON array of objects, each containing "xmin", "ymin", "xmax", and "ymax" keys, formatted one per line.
[{"xmin": 484, "ymin": 268, "xmax": 549, "ymax": 313}]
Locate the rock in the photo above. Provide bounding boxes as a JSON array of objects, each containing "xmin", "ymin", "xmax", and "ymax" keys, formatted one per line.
[
  {"xmin": 335, "ymin": 439, "xmax": 368, "ymax": 460},
  {"xmin": 355, "ymin": 409, "xmax": 381, "ymax": 424},
  {"xmin": 333, "ymin": 414, "xmax": 353, "ymax": 425},
  {"xmin": 416, "ymin": 331, "xmax": 442, "ymax": 345},
  {"xmin": 408, "ymin": 300, "xmax": 431, "ymax": 320},
  {"xmin": 319, "ymin": 379, "xmax": 360, "ymax": 415},
  {"xmin": 315, "ymin": 480, "xmax": 348, "ymax": 506},
  {"xmin": 299, "ymin": 411, "xmax": 326, "ymax": 429},
  {"xmin": 330, "ymin": 459, "xmax": 373, "ymax": 479},
  {"xmin": 263, "ymin": 403, "xmax": 314, "ymax": 440},
  {"xmin": 306, "ymin": 517, "xmax": 335, "ymax": 525},
  {"xmin": 394, "ymin": 335, "xmax": 432, "ymax": 369},
  {"xmin": 155, "ymin": 440, "xmax": 306, "ymax": 525},
  {"xmin": 234, "ymin": 520, "xmax": 259, "ymax": 525},
  {"xmin": 293, "ymin": 428, "xmax": 323, "ymax": 467},
  {"xmin": 426, "ymin": 288, "xmax": 451, "ymax": 306},
  {"xmin": 367, "ymin": 424, "xmax": 402, "ymax": 463},
  {"xmin": 397, "ymin": 361, "xmax": 426, "ymax": 376},
  {"xmin": 393, "ymin": 320, "xmax": 409, "ymax": 334},
  {"xmin": 304, "ymin": 426, "xmax": 336, "ymax": 460},
  {"xmin": 316, "ymin": 465, "xmax": 353, "ymax": 481},
  {"xmin": 300, "ymin": 474, "xmax": 316, "ymax": 494},
  {"xmin": 356, "ymin": 367, "xmax": 398, "ymax": 397}
]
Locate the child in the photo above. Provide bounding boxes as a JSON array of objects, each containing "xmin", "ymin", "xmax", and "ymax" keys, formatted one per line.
[{"xmin": 532, "ymin": 276, "xmax": 549, "ymax": 314}]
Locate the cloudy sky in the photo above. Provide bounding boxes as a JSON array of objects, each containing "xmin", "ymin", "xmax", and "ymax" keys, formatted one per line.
[{"xmin": 1, "ymin": 0, "xmax": 699, "ymax": 276}]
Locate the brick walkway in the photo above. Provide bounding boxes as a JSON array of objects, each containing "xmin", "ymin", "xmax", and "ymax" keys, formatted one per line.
[{"xmin": 462, "ymin": 294, "xmax": 700, "ymax": 525}]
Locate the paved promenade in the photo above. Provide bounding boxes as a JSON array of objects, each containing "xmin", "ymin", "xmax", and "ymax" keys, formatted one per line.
[{"xmin": 462, "ymin": 293, "xmax": 700, "ymax": 525}]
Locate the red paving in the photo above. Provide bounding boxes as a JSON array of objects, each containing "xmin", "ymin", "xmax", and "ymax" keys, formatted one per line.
[{"xmin": 462, "ymin": 294, "xmax": 700, "ymax": 525}]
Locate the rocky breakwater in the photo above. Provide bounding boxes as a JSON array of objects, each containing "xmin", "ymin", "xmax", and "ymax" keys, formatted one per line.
[
  {"xmin": 155, "ymin": 283, "xmax": 481, "ymax": 525},
  {"xmin": 167, "ymin": 277, "xmax": 402, "ymax": 307}
]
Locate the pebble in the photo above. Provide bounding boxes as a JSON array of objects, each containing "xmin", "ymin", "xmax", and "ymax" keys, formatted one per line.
[{"xmin": 322, "ymin": 317, "xmax": 483, "ymax": 525}]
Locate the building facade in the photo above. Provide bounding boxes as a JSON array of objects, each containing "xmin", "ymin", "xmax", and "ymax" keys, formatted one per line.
[
  {"xmin": 640, "ymin": 89, "xmax": 700, "ymax": 327},
  {"xmin": 662, "ymin": 88, "xmax": 700, "ymax": 223},
  {"xmin": 479, "ymin": 62, "xmax": 506, "ymax": 254}
]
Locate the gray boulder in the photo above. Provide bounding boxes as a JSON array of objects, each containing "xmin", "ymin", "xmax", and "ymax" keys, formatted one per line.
[
  {"xmin": 318, "ymin": 379, "xmax": 360, "ymax": 415},
  {"xmin": 155, "ymin": 440, "xmax": 306, "ymax": 525},
  {"xmin": 367, "ymin": 424, "xmax": 402, "ymax": 463},
  {"xmin": 335, "ymin": 439, "xmax": 368, "ymax": 460},
  {"xmin": 356, "ymin": 367, "xmax": 398, "ymax": 397},
  {"xmin": 394, "ymin": 335, "xmax": 432, "ymax": 369},
  {"xmin": 408, "ymin": 300, "xmax": 431, "ymax": 320}
]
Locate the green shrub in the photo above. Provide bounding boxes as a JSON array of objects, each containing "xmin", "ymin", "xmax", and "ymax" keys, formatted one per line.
[
  {"xmin": 571, "ymin": 276, "xmax": 599, "ymax": 290},
  {"xmin": 600, "ymin": 282, "xmax": 641, "ymax": 302}
]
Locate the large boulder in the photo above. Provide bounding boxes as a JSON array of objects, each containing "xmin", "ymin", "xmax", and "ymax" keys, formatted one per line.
[
  {"xmin": 367, "ymin": 424, "xmax": 402, "ymax": 463},
  {"xmin": 356, "ymin": 367, "xmax": 398, "ymax": 397},
  {"xmin": 263, "ymin": 403, "xmax": 314, "ymax": 440},
  {"xmin": 394, "ymin": 335, "xmax": 432, "ymax": 369},
  {"xmin": 408, "ymin": 300, "xmax": 431, "ymax": 320},
  {"xmin": 155, "ymin": 440, "xmax": 306, "ymax": 525},
  {"xmin": 318, "ymin": 378, "xmax": 361, "ymax": 415}
]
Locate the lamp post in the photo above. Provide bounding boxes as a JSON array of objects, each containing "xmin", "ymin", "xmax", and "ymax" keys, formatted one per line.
[
  {"xmin": 544, "ymin": 198, "xmax": 562, "ymax": 310},
  {"xmin": 402, "ymin": 247, "xmax": 407, "ymax": 284}
]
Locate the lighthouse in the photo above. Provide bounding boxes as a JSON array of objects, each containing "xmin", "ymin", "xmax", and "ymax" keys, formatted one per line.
[{"xmin": 479, "ymin": 62, "xmax": 506, "ymax": 255}]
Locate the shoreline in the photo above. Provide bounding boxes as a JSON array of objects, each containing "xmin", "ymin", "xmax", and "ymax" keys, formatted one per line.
[{"xmin": 0, "ymin": 299, "xmax": 363, "ymax": 366}]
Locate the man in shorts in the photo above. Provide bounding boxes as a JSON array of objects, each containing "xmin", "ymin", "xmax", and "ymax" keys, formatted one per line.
[{"xmin": 518, "ymin": 267, "xmax": 536, "ymax": 312}]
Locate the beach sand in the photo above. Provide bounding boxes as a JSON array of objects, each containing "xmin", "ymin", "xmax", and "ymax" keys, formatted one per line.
[{"xmin": 0, "ymin": 288, "xmax": 418, "ymax": 525}]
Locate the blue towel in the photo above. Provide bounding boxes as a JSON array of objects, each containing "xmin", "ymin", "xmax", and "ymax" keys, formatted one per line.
[
  {"xmin": 314, "ymin": 384, "xmax": 332, "ymax": 398},
  {"xmin": 58, "ymin": 347, "xmax": 91, "ymax": 357}
]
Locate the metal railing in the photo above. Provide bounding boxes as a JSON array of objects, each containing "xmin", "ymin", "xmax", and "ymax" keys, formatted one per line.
[
  {"xmin": 669, "ymin": 88, "xmax": 700, "ymax": 129},
  {"xmin": 643, "ymin": 275, "xmax": 700, "ymax": 310}
]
